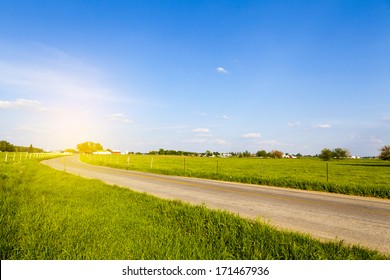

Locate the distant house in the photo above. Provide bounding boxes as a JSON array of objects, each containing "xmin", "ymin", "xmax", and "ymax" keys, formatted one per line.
[
  {"xmin": 349, "ymin": 156, "xmax": 361, "ymax": 159},
  {"xmin": 93, "ymin": 150, "xmax": 111, "ymax": 155},
  {"xmin": 111, "ymin": 150, "xmax": 121, "ymax": 155},
  {"xmin": 221, "ymin": 153, "xmax": 232, "ymax": 158},
  {"xmin": 283, "ymin": 154, "xmax": 297, "ymax": 159}
]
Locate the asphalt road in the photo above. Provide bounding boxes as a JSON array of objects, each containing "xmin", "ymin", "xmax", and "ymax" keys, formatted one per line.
[{"xmin": 42, "ymin": 155, "xmax": 390, "ymax": 254}]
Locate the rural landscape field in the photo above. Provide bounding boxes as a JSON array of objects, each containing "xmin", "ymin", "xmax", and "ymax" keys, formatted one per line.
[
  {"xmin": 0, "ymin": 153, "xmax": 388, "ymax": 260},
  {"xmin": 79, "ymin": 154, "xmax": 390, "ymax": 199}
]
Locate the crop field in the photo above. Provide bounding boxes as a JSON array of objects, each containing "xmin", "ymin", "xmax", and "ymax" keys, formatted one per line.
[
  {"xmin": 80, "ymin": 154, "xmax": 390, "ymax": 199},
  {"xmin": 1, "ymin": 154, "xmax": 387, "ymax": 260}
]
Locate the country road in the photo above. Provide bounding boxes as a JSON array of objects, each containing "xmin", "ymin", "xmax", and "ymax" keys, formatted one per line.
[{"xmin": 42, "ymin": 155, "xmax": 390, "ymax": 254}]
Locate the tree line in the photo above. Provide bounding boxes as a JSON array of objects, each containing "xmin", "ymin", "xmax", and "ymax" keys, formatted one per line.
[{"xmin": 0, "ymin": 140, "xmax": 43, "ymax": 153}]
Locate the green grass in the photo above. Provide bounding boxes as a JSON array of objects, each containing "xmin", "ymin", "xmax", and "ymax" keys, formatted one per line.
[
  {"xmin": 79, "ymin": 154, "xmax": 390, "ymax": 198},
  {"xmin": 0, "ymin": 157, "xmax": 387, "ymax": 260}
]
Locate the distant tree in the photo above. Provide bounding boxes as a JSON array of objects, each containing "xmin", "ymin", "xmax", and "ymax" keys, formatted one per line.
[
  {"xmin": 77, "ymin": 141, "xmax": 103, "ymax": 154},
  {"xmin": 0, "ymin": 140, "xmax": 15, "ymax": 152},
  {"xmin": 332, "ymin": 148, "xmax": 350, "ymax": 160},
  {"xmin": 319, "ymin": 148, "xmax": 333, "ymax": 161},
  {"xmin": 256, "ymin": 150, "xmax": 267, "ymax": 157},
  {"xmin": 379, "ymin": 145, "xmax": 390, "ymax": 160},
  {"xmin": 65, "ymin": 148, "xmax": 77, "ymax": 154},
  {"xmin": 242, "ymin": 150, "xmax": 251, "ymax": 157},
  {"xmin": 271, "ymin": 150, "xmax": 283, "ymax": 159},
  {"xmin": 28, "ymin": 144, "xmax": 34, "ymax": 153}
]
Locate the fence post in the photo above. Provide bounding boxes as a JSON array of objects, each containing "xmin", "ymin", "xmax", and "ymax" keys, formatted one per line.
[
  {"xmin": 326, "ymin": 163, "xmax": 329, "ymax": 182},
  {"xmin": 5, "ymin": 152, "xmax": 8, "ymax": 162}
]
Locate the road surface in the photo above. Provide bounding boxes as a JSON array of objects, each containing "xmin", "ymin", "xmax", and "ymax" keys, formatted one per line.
[{"xmin": 42, "ymin": 155, "xmax": 390, "ymax": 254}]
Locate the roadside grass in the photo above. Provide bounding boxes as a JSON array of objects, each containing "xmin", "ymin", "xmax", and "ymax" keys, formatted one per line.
[
  {"xmin": 80, "ymin": 155, "xmax": 390, "ymax": 199},
  {"xmin": 0, "ymin": 158, "xmax": 387, "ymax": 260}
]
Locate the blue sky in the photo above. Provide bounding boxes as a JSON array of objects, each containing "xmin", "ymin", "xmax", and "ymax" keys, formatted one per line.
[{"xmin": 0, "ymin": 0, "xmax": 389, "ymax": 156}]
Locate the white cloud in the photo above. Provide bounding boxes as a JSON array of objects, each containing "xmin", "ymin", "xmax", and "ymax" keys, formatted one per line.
[
  {"xmin": 108, "ymin": 113, "xmax": 133, "ymax": 124},
  {"xmin": 216, "ymin": 67, "xmax": 228, "ymax": 74},
  {"xmin": 193, "ymin": 128, "xmax": 210, "ymax": 133},
  {"xmin": 0, "ymin": 99, "xmax": 47, "ymax": 111},
  {"xmin": 221, "ymin": 114, "xmax": 230, "ymax": 119},
  {"xmin": 312, "ymin": 123, "xmax": 332, "ymax": 128},
  {"xmin": 241, "ymin": 132, "xmax": 261, "ymax": 139}
]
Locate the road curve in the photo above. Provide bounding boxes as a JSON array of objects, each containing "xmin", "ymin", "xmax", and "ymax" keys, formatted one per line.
[{"xmin": 42, "ymin": 155, "xmax": 390, "ymax": 254}]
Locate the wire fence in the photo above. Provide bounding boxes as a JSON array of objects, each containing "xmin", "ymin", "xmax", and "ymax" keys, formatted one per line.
[{"xmin": 80, "ymin": 154, "xmax": 390, "ymax": 192}]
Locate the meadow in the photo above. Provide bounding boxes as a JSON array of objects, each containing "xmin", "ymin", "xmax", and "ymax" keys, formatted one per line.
[
  {"xmin": 80, "ymin": 154, "xmax": 390, "ymax": 199},
  {"xmin": 0, "ymin": 154, "xmax": 387, "ymax": 260}
]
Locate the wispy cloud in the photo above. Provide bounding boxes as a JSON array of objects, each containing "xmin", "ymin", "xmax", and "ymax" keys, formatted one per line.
[
  {"xmin": 216, "ymin": 67, "xmax": 228, "ymax": 74},
  {"xmin": 192, "ymin": 128, "xmax": 210, "ymax": 133},
  {"xmin": 185, "ymin": 138, "xmax": 207, "ymax": 144},
  {"xmin": 242, "ymin": 132, "xmax": 261, "ymax": 139},
  {"xmin": 146, "ymin": 125, "xmax": 188, "ymax": 131},
  {"xmin": 183, "ymin": 138, "xmax": 228, "ymax": 146},
  {"xmin": 108, "ymin": 113, "xmax": 133, "ymax": 124},
  {"xmin": 214, "ymin": 139, "xmax": 228, "ymax": 145},
  {"xmin": 312, "ymin": 123, "xmax": 332, "ymax": 129},
  {"xmin": 191, "ymin": 111, "xmax": 207, "ymax": 116},
  {"xmin": 288, "ymin": 121, "xmax": 302, "ymax": 127},
  {"xmin": 369, "ymin": 135, "xmax": 383, "ymax": 144},
  {"xmin": 0, "ymin": 98, "xmax": 47, "ymax": 111},
  {"xmin": 258, "ymin": 140, "xmax": 293, "ymax": 147}
]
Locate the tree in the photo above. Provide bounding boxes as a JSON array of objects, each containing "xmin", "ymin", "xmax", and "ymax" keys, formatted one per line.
[
  {"xmin": 256, "ymin": 150, "xmax": 267, "ymax": 157},
  {"xmin": 28, "ymin": 144, "xmax": 34, "ymax": 153},
  {"xmin": 332, "ymin": 148, "xmax": 350, "ymax": 160},
  {"xmin": 319, "ymin": 148, "xmax": 333, "ymax": 161},
  {"xmin": 0, "ymin": 140, "xmax": 15, "ymax": 152},
  {"xmin": 271, "ymin": 150, "xmax": 283, "ymax": 159},
  {"xmin": 379, "ymin": 145, "xmax": 390, "ymax": 160},
  {"xmin": 77, "ymin": 141, "xmax": 103, "ymax": 154}
]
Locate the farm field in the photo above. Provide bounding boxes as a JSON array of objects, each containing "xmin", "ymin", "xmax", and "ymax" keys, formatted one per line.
[
  {"xmin": 79, "ymin": 154, "xmax": 390, "ymax": 199},
  {"xmin": 0, "ymin": 155, "xmax": 387, "ymax": 260}
]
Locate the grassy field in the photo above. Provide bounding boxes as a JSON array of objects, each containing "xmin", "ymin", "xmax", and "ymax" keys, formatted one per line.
[
  {"xmin": 1, "ymin": 155, "xmax": 387, "ymax": 260},
  {"xmin": 79, "ymin": 154, "xmax": 390, "ymax": 199}
]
